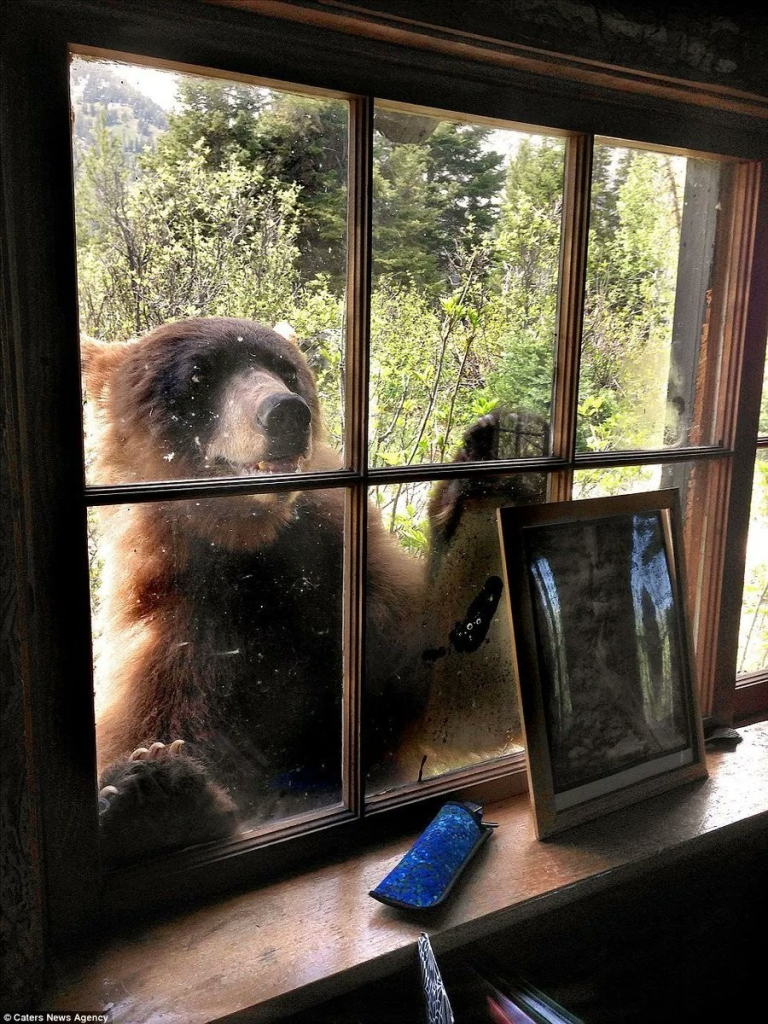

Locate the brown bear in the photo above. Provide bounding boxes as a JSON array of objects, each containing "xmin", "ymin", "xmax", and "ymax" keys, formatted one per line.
[
  {"xmin": 85, "ymin": 317, "xmax": 433, "ymax": 862},
  {"xmin": 84, "ymin": 316, "xmax": 543, "ymax": 863}
]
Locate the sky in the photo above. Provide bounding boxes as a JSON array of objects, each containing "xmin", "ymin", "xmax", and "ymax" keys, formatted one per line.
[{"xmin": 111, "ymin": 62, "xmax": 180, "ymax": 110}]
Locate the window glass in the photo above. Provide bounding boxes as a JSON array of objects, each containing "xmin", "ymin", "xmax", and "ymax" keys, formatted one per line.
[
  {"xmin": 578, "ymin": 143, "xmax": 726, "ymax": 453},
  {"xmin": 65, "ymin": 52, "xmax": 751, "ymax": 869},
  {"xmin": 365, "ymin": 467, "xmax": 547, "ymax": 796},
  {"xmin": 738, "ymin": 450, "xmax": 768, "ymax": 675},
  {"xmin": 369, "ymin": 104, "xmax": 564, "ymax": 467},
  {"xmin": 91, "ymin": 491, "xmax": 345, "ymax": 860},
  {"xmin": 573, "ymin": 463, "xmax": 670, "ymax": 498},
  {"xmin": 573, "ymin": 460, "xmax": 715, "ymax": 667},
  {"xmin": 573, "ymin": 461, "xmax": 705, "ymax": 513},
  {"xmin": 71, "ymin": 56, "xmax": 348, "ymax": 483}
]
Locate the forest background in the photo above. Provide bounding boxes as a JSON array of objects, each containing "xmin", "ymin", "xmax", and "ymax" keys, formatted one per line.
[{"xmin": 70, "ymin": 59, "xmax": 766, "ymax": 674}]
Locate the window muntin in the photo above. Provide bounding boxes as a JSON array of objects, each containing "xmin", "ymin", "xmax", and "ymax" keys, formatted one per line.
[
  {"xmin": 61, "ymin": 45, "xmax": 751, "ymax": 871},
  {"xmin": 578, "ymin": 141, "xmax": 728, "ymax": 454},
  {"xmin": 370, "ymin": 104, "xmax": 564, "ymax": 467},
  {"xmin": 73, "ymin": 56, "xmax": 350, "ymax": 484}
]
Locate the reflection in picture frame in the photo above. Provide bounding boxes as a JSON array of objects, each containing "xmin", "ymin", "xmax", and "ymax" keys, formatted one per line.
[{"xmin": 497, "ymin": 490, "xmax": 707, "ymax": 838}]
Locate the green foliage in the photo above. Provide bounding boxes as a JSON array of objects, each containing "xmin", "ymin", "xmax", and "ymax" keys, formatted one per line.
[
  {"xmin": 579, "ymin": 149, "xmax": 684, "ymax": 452},
  {"xmin": 77, "ymin": 120, "xmax": 301, "ymax": 338},
  {"xmin": 573, "ymin": 465, "xmax": 662, "ymax": 499},
  {"xmin": 155, "ymin": 78, "xmax": 269, "ymax": 166},
  {"xmin": 157, "ymin": 82, "xmax": 349, "ymax": 286},
  {"xmin": 372, "ymin": 118, "xmax": 506, "ymax": 293},
  {"xmin": 372, "ymin": 144, "xmax": 442, "ymax": 288},
  {"xmin": 72, "ymin": 62, "xmax": 704, "ymax": 560},
  {"xmin": 423, "ymin": 122, "xmax": 506, "ymax": 256}
]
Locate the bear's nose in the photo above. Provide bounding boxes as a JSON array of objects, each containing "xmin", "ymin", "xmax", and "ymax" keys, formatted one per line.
[{"xmin": 257, "ymin": 392, "xmax": 312, "ymax": 458}]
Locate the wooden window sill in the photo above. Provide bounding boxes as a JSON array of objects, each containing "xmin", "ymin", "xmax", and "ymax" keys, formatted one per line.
[{"xmin": 49, "ymin": 721, "xmax": 768, "ymax": 1023}]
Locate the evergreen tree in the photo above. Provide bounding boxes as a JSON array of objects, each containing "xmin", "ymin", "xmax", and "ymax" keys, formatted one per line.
[{"xmin": 156, "ymin": 82, "xmax": 348, "ymax": 287}]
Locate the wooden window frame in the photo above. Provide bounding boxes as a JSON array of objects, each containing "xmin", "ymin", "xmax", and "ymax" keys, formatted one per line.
[{"xmin": 2, "ymin": 0, "xmax": 767, "ymax": 946}]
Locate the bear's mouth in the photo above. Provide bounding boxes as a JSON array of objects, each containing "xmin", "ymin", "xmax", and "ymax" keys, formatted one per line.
[{"xmin": 222, "ymin": 456, "xmax": 303, "ymax": 477}]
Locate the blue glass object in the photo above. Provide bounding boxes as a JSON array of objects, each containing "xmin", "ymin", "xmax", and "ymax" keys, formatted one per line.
[{"xmin": 369, "ymin": 801, "xmax": 494, "ymax": 910}]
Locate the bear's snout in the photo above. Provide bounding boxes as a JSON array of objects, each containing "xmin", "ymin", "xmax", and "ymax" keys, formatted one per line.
[{"xmin": 257, "ymin": 392, "xmax": 312, "ymax": 459}]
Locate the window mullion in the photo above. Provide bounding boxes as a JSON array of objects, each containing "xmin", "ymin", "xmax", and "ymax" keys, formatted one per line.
[
  {"xmin": 549, "ymin": 133, "xmax": 593, "ymax": 502},
  {"xmin": 343, "ymin": 94, "xmax": 374, "ymax": 817}
]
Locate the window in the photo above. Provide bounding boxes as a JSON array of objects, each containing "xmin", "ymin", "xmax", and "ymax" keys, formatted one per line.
[
  {"xmin": 735, "ymin": 358, "xmax": 768, "ymax": 715},
  {"xmin": 739, "ymin": 449, "xmax": 767, "ymax": 676},
  {"xmin": 3, "ymin": 0, "xmax": 766, "ymax": 941}
]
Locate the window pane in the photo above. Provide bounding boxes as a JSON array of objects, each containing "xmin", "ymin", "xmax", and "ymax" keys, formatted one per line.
[
  {"xmin": 90, "ymin": 492, "xmax": 345, "ymax": 862},
  {"xmin": 71, "ymin": 56, "xmax": 348, "ymax": 484},
  {"xmin": 573, "ymin": 463, "xmax": 669, "ymax": 498},
  {"xmin": 738, "ymin": 450, "xmax": 768, "ymax": 675},
  {"xmin": 578, "ymin": 143, "xmax": 728, "ymax": 453},
  {"xmin": 365, "ymin": 469, "xmax": 547, "ymax": 796},
  {"xmin": 369, "ymin": 104, "xmax": 564, "ymax": 467},
  {"xmin": 573, "ymin": 460, "xmax": 715, "ymax": 673}
]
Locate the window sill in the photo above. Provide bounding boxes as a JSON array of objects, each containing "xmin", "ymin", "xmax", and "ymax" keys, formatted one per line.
[{"xmin": 49, "ymin": 721, "xmax": 768, "ymax": 1023}]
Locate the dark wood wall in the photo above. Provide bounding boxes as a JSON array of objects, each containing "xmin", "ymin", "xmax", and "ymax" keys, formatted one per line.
[
  {"xmin": 330, "ymin": 0, "xmax": 768, "ymax": 96},
  {"xmin": 0, "ymin": 0, "xmax": 764, "ymax": 1012}
]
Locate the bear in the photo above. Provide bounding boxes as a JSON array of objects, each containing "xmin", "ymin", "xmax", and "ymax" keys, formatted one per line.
[
  {"xmin": 413, "ymin": 411, "xmax": 548, "ymax": 779},
  {"xmin": 84, "ymin": 317, "xmax": 435, "ymax": 862},
  {"xmin": 84, "ymin": 316, "xmax": 545, "ymax": 863}
]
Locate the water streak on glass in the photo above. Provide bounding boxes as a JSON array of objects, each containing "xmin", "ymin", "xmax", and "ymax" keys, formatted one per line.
[{"xmin": 365, "ymin": 468, "xmax": 546, "ymax": 797}]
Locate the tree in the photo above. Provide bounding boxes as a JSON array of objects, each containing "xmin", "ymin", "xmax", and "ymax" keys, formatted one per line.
[
  {"xmin": 154, "ymin": 78, "xmax": 268, "ymax": 166},
  {"xmin": 71, "ymin": 64, "xmax": 693, "ymax": 551},
  {"xmin": 579, "ymin": 148, "xmax": 685, "ymax": 452},
  {"xmin": 70, "ymin": 60, "xmax": 167, "ymax": 160},
  {"xmin": 371, "ymin": 118, "xmax": 506, "ymax": 293},
  {"xmin": 76, "ymin": 119, "xmax": 301, "ymax": 340},
  {"xmin": 157, "ymin": 86, "xmax": 508, "ymax": 295},
  {"xmin": 423, "ymin": 122, "xmax": 506, "ymax": 262},
  {"xmin": 371, "ymin": 141, "xmax": 442, "ymax": 287},
  {"xmin": 157, "ymin": 82, "xmax": 349, "ymax": 287}
]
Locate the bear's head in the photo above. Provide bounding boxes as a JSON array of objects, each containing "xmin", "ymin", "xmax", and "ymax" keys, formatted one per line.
[
  {"xmin": 82, "ymin": 318, "xmax": 339, "ymax": 548},
  {"xmin": 82, "ymin": 318, "xmax": 332, "ymax": 482}
]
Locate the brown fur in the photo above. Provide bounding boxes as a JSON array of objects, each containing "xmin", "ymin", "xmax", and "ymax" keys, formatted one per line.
[{"xmin": 88, "ymin": 318, "xmax": 427, "ymax": 844}]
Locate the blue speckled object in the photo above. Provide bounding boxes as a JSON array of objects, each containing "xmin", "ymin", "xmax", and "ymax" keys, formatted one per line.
[{"xmin": 369, "ymin": 802, "xmax": 494, "ymax": 910}]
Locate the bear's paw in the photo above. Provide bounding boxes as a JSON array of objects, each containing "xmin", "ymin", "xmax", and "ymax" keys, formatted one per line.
[{"xmin": 98, "ymin": 740, "xmax": 238, "ymax": 864}]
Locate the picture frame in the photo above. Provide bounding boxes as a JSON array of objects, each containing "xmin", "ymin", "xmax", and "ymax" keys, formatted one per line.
[{"xmin": 497, "ymin": 490, "xmax": 708, "ymax": 839}]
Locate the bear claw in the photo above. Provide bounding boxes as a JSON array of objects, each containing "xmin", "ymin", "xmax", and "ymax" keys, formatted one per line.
[
  {"xmin": 129, "ymin": 739, "xmax": 185, "ymax": 761},
  {"xmin": 97, "ymin": 784, "xmax": 119, "ymax": 815}
]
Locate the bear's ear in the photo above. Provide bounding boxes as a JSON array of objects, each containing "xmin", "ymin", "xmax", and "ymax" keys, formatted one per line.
[
  {"xmin": 80, "ymin": 337, "xmax": 131, "ymax": 400},
  {"xmin": 273, "ymin": 320, "xmax": 299, "ymax": 346}
]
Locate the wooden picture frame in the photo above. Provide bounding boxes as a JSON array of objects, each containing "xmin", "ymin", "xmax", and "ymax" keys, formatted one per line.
[{"xmin": 497, "ymin": 490, "xmax": 708, "ymax": 838}]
